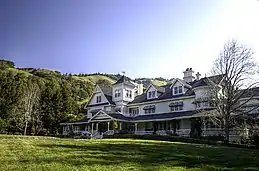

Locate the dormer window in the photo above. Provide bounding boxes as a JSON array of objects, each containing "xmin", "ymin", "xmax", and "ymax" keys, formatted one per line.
[
  {"xmin": 96, "ymin": 96, "xmax": 101, "ymax": 103},
  {"xmin": 148, "ymin": 91, "xmax": 156, "ymax": 98},
  {"xmin": 174, "ymin": 86, "xmax": 183, "ymax": 95},
  {"xmin": 115, "ymin": 89, "xmax": 121, "ymax": 98}
]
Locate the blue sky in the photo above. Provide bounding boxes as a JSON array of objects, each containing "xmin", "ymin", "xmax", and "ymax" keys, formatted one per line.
[{"xmin": 1, "ymin": 0, "xmax": 259, "ymax": 79}]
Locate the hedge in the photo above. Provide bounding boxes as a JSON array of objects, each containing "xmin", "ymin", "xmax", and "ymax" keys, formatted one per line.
[{"xmin": 103, "ymin": 134, "xmax": 257, "ymax": 149}]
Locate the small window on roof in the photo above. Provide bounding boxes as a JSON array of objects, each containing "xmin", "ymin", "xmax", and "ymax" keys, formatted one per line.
[{"xmin": 173, "ymin": 86, "xmax": 183, "ymax": 95}]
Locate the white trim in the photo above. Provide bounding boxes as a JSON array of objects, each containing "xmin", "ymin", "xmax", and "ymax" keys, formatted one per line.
[
  {"xmin": 170, "ymin": 78, "xmax": 192, "ymax": 89},
  {"xmin": 192, "ymin": 85, "xmax": 209, "ymax": 91},
  {"xmin": 128, "ymin": 95, "xmax": 195, "ymax": 106},
  {"xmin": 88, "ymin": 110, "xmax": 113, "ymax": 122},
  {"xmin": 60, "ymin": 122, "xmax": 88, "ymax": 125},
  {"xmin": 84, "ymin": 85, "xmax": 111, "ymax": 109}
]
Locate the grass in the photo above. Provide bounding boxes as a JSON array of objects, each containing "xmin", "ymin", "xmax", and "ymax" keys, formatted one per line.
[
  {"xmin": 152, "ymin": 79, "xmax": 167, "ymax": 86},
  {"xmin": 1, "ymin": 135, "xmax": 259, "ymax": 171}
]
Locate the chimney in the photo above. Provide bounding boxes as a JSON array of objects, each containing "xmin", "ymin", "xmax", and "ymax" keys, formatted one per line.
[
  {"xmin": 137, "ymin": 83, "xmax": 143, "ymax": 95},
  {"xmin": 196, "ymin": 72, "xmax": 201, "ymax": 80},
  {"xmin": 183, "ymin": 68, "xmax": 195, "ymax": 82}
]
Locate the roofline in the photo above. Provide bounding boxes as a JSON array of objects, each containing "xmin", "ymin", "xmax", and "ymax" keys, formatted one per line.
[
  {"xmin": 128, "ymin": 95, "xmax": 195, "ymax": 106},
  {"xmin": 84, "ymin": 85, "xmax": 111, "ymax": 109}
]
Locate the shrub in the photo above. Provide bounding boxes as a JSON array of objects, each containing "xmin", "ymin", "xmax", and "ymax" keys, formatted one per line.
[{"xmin": 103, "ymin": 134, "xmax": 257, "ymax": 149}]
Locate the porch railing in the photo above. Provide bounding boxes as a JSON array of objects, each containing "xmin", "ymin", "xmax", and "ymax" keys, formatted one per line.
[{"xmin": 103, "ymin": 130, "xmax": 115, "ymax": 135}]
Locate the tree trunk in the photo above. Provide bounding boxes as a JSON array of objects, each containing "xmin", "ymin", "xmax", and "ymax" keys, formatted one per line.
[
  {"xmin": 24, "ymin": 120, "xmax": 28, "ymax": 135},
  {"xmin": 224, "ymin": 123, "xmax": 230, "ymax": 144}
]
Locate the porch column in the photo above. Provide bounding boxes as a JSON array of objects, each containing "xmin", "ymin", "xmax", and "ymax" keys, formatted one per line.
[
  {"xmin": 107, "ymin": 122, "xmax": 110, "ymax": 131},
  {"xmin": 96, "ymin": 123, "xmax": 99, "ymax": 132},
  {"xmin": 91, "ymin": 123, "xmax": 94, "ymax": 132},
  {"xmin": 135, "ymin": 123, "xmax": 138, "ymax": 132},
  {"xmin": 119, "ymin": 122, "xmax": 122, "ymax": 130},
  {"xmin": 203, "ymin": 121, "xmax": 206, "ymax": 131}
]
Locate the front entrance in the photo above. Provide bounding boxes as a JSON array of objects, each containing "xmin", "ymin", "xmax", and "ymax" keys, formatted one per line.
[{"xmin": 98, "ymin": 122, "xmax": 107, "ymax": 133}]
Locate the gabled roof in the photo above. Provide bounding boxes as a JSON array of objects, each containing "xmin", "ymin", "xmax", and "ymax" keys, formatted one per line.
[
  {"xmin": 85, "ymin": 84, "xmax": 115, "ymax": 108},
  {"xmin": 152, "ymin": 83, "xmax": 166, "ymax": 93},
  {"xmin": 170, "ymin": 78, "xmax": 192, "ymax": 89},
  {"xmin": 98, "ymin": 84, "xmax": 116, "ymax": 105},
  {"xmin": 129, "ymin": 83, "xmax": 194, "ymax": 104},
  {"xmin": 191, "ymin": 75, "xmax": 224, "ymax": 88},
  {"xmin": 113, "ymin": 75, "xmax": 135, "ymax": 86}
]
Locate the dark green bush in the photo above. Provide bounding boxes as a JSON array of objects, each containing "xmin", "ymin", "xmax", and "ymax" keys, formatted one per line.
[{"xmin": 103, "ymin": 134, "xmax": 257, "ymax": 149}]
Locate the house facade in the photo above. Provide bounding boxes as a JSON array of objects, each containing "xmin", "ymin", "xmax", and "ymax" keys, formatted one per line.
[{"xmin": 61, "ymin": 68, "xmax": 259, "ymax": 141}]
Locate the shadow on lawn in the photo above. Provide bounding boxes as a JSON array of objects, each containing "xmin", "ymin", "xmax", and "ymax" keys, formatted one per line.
[{"xmin": 29, "ymin": 140, "xmax": 259, "ymax": 170}]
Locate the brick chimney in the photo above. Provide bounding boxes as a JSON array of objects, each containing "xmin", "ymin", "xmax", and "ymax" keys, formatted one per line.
[{"xmin": 183, "ymin": 68, "xmax": 195, "ymax": 82}]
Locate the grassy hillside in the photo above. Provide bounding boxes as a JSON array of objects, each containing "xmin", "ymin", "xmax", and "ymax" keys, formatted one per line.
[
  {"xmin": 73, "ymin": 75, "xmax": 116, "ymax": 85},
  {"xmin": 1, "ymin": 135, "xmax": 259, "ymax": 171}
]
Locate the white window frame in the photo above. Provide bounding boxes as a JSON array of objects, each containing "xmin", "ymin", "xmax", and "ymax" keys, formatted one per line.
[
  {"xmin": 115, "ymin": 89, "xmax": 121, "ymax": 98},
  {"xmin": 96, "ymin": 96, "xmax": 102, "ymax": 103},
  {"xmin": 173, "ymin": 86, "xmax": 184, "ymax": 95}
]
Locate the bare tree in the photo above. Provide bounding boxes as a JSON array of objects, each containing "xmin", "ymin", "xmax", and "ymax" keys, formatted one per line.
[
  {"xmin": 21, "ymin": 80, "xmax": 41, "ymax": 135},
  {"xmin": 205, "ymin": 39, "xmax": 259, "ymax": 142}
]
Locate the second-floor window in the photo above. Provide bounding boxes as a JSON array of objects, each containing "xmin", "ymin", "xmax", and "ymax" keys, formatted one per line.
[
  {"xmin": 143, "ymin": 105, "xmax": 156, "ymax": 114},
  {"xmin": 145, "ymin": 108, "xmax": 155, "ymax": 114},
  {"xmin": 126, "ymin": 89, "xmax": 132, "ymax": 98},
  {"xmin": 129, "ymin": 108, "xmax": 139, "ymax": 116},
  {"xmin": 96, "ymin": 96, "xmax": 101, "ymax": 103},
  {"xmin": 174, "ymin": 86, "xmax": 183, "ymax": 95},
  {"xmin": 170, "ymin": 101, "xmax": 184, "ymax": 111},
  {"xmin": 115, "ymin": 89, "xmax": 121, "ymax": 98}
]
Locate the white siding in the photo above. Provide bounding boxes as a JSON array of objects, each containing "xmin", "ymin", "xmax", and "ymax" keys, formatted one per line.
[
  {"xmin": 88, "ymin": 92, "xmax": 109, "ymax": 105},
  {"xmin": 128, "ymin": 97, "xmax": 196, "ymax": 115},
  {"xmin": 193, "ymin": 86, "xmax": 210, "ymax": 99}
]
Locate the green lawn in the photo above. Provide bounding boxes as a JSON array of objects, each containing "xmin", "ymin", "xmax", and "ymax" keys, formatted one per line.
[{"xmin": 0, "ymin": 135, "xmax": 259, "ymax": 171}]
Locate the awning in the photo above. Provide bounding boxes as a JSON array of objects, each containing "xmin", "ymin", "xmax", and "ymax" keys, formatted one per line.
[
  {"xmin": 143, "ymin": 105, "xmax": 156, "ymax": 110},
  {"xmin": 169, "ymin": 101, "xmax": 183, "ymax": 107},
  {"xmin": 90, "ymin": 109, "xmax": 102, "ymax": 113}
]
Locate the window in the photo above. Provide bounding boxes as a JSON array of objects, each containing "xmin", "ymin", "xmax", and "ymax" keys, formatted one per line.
[
  {"xmin": 96, "ymin": 96, "xmax": 101, "ymax": 103},
  {"xmin": 170, "ymin": 102, "xmax": 184, "ymax": 111},
  {"xmin": 129, "ymin": 108, "xmax": 139, "ymax": 117},
  {"xmin": 174, "ymin": 86, "xmax": 183, "ymax": 95},
  {"xmin": 148, "ymin": 91, "xmax": 156, "ymax": 98},
  {"xmin": 126, "ymin": 89, "xmax": 132, "ymax": 98},
  {"xmin": 152, "ymin": 91, "xmax": 156, "ymax": 97},
  {"xmin": 144, "ymin": 108, "xmax": 155, "ymax": 114},
  {"xmin": 115, "ymin": 89, "xmax": 121, "ymax": 98},
  {"xmin": 196, "ymin": 102, "xmax": 201, "ymax": 108},
  {"xmin": 148, "ymin": 91, "xmax": 152, "ymax": 98}
]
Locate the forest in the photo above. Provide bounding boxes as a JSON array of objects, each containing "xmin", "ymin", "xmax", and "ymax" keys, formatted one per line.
[{"xmin": 0, "ymin": 60, "xmax": 95, "ymax": 135}]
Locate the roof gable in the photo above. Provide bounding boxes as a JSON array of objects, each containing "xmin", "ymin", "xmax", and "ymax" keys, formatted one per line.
[
  {"xmin": 113, "ymin": 75, "xmax": 135, "ymax": 86},
  {"xmin": 170, "ymin": 78, "xmax": 192, "ymax": 89},
  {"xmin": 84, "ymin": 84, "xmax": 115, "ymax": 108}
]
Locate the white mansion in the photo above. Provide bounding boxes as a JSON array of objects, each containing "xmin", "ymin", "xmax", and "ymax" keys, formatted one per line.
[{"xmin": 61, "ymin": 68, "xmax": 259, "ymax": 141}]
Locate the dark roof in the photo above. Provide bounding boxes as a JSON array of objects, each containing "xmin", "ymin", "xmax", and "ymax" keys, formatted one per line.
[
  {"xmin": 109, "ymin": 113, "xmax": 132, "ymax": 121},
  {"xmin": 191, "ymin": 75, "xmax": 224, "ymax": 88},
  {"xmin": 108, "ymin": 110, "xmax": 199, "ymax": 121},
  {"xmin": 133, "ymin": 110, "xmax": 198, "ymax": 121},
  {"xmin": 152, "ymin": 83, "xmax": 165, "ymax": 93},
  {"xmin": 98, "ymin": 84, "xmax": 116, "ymax": 105},
  {"xmin": 240, "ymin": 87, "xmax": 259, "ymax": 98},
  {"xmin": 129, "ymin": 83, "xmax": 194, "ymax": 104},
  {"xmin": 113, "ymin": 75, "xmax": 135, "ymax": 86}
]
